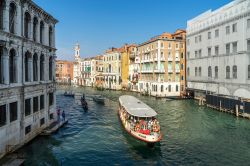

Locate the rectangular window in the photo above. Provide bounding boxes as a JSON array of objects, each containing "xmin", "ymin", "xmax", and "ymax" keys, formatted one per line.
[
  {"xmin": 247, "ymin": 40, "xmax": 250, "ymax": 52},
  {"xmin": 248, "ymin": 19, "xmax": 250, "ymax": 29},
  {"xmin": 215, "ymin": 29, "xmax": 219, "ymax": 38},
  {"xmin": 50, "ymin": 113, "xmax": 54, "ymax": 120},
  {"xmin": 25, "ymin": 99, "xmax": 31, "ymax": 116},
  {"xmin": 33, "ymin": 97, "xmax": 39, "ymax": 113},
  {"xmin": 198, "ymin": 49, "xmax": 202, "ymax": 57},
  {"xmin": 49, "ymin": 93, "xmax": 54, "ymax": 106},
  {"xmin": 25, "ymin": 125, "xmax": 31, "ymax": 135},
  {"xmin": 9, "ymin": 102, "xmax": 17, "ymax": 122},
  {"xmin": 232, "ymin": 42, "xmax": 237, "ymax": 53},
  {"xmin": 208, "ymin": 47, "xmax": 211, "ymax": 56},
  {"xmin": 232, "ymin": 23, "xmax": 237, "ymax": 33},
  {"xmin": 215, "ymin": 66, "xmax": 218, "ymax": 79},
  {"xmin": 226, "ymin": 26, "xmax": 230, "ymax": 35},
  {"xmin": 40, "ymin": 118, "xmax": 45, "ymax": 126},
  {"xmin": 208, "ymin": 32, "xmax": 211, "ymax": 39},
  {"xmin": 248, "ymin": 65, "xmax": 250, "ymax": 79},
  {"xmin": 0, "ymin": 105, "xmax": 6, "ymax": 127},
  {"xmin": 226, "ymin": 43, "xmax": 230, "ymax": 55},
  {"xmin": 195, "ymin": 51, "xmax": 198, "ymax": 58},
  {"xmin": 215, "ymin": 46, "xmax": 219, "ymax": 56}
]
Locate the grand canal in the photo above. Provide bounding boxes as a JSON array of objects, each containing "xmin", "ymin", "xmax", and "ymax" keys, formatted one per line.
[{"xmin": 5, "ymin": 87, "xmax": 250, "ymax": 165}]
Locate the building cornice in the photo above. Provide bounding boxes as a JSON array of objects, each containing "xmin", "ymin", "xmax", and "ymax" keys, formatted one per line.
[{"xmin": 187, "ymin": 10, "xmax": 250, "ymax": 38}]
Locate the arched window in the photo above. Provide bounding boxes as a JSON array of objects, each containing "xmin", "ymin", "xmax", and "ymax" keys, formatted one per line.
[
  {"xmin": 24, "ymin": 12, "xmax": 31, "ymax": 38},
  {"xmin": 226, "ymin": 66, "xmax": 230, "ymax": 79},
  {"xmin": 176, "ymin": 85, "xmax": 179, "ymax": 92},
  {"xmin": 199, "ymin": 67, "xmax": 202, "ymax": 76},
  {"xmin": 49, "ymin": 26, "xmax": 53, "ymax": 47},
  {"xmin": 0, "ymin": 0, "xmax": 5, "ymax": 30},
  {"xmin": 40, "ymin": 54, "xmax": 44, "ymax": 81},
  {"xmin": 233, "ymin": 65, "xmax": 237, "ymax": 79},
  {"xmin": 49, "ymin": 56, "xmax": 53, "ymax": 81},
  {"xmin": 40, "ymin": 21, "xmax": 44, "ymax": 44},
  {"xmin": 215, "ymin": 66, "xmax": 218, "ymax": 79},
  {"xmin": 33, "ymin": 53, "xmax": 38, "ymax": 81},
  {"xmin": 195, "ymin": 67, "xmax": 197, "ymax": 76},
  {"xmin": 208, "ymin": 66, "xmax": 212, "ymax": 77},
  {"xmin": 9, "ymin": 49, "xmax": 16, "ymax": 83},
  {"xmin": 33, "ymin": 17, "xmax": 38, "ymax": 42},
  {"xmin": 161, "ymin": 85, "xmax": 164, "ymax": 92},
  {"xmin": 25, "ymin": 52, "xmax": 31, "ymax": 82},
  {"xmin": 9, "ymin": 3, "xmax": 16, "ymax": 34}
]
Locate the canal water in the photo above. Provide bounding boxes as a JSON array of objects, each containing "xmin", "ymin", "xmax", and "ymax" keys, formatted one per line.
[{"xmin": 8, "ymin": 87, "xmax": 250, "ymax": 165}]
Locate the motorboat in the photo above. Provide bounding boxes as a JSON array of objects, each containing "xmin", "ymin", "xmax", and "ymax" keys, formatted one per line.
[
  {"xmin": 93, "ymin": 95, "xmax": 105, "ymax": 104},
  {"xmin": 118, "ymin": 95, "xmax": 162, "ymax": 145},
  {"xmin": 64, "ymin": 91, "xmax": 74, "ymax": 97}
]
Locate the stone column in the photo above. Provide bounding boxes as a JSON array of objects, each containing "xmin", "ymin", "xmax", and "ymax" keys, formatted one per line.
[
  {"xmin": 14, "ymin": 55, "xmax": 18, "ymax": 83},
  {"xmin": 29, "ymin": 18, "xmax": 33, "ymax": 40},
  {"xmin": 53, "ymin": 26, "xmax": 56, "ymax": 48},
  {"xmin": 2, "ymin": 54, "xmax": 9, "ymax": 84},
  {"xmin": 36, "ymin": 20, "xmax": 40, "ymax": 43},
  {"xmin": 28, "ymin": 58, "xmax": 33, "ymax": 82},
  {"xmin": 3, "ymin": 4, "xmax": 9, "ymax": 32},
  {"xmin": 37, "ymin": 58, "xmax": 40, "ymax": 81},
  {"xmin": 44, "ymin": 24, "xmax": 49, "ymax": 46},
  {"xmin": 16, "ymin": 5, "xmax": 22, "ymax": 36},
  {"xmin": 17, "ymin": 54, "xmax": 22, "ymax": 84}
]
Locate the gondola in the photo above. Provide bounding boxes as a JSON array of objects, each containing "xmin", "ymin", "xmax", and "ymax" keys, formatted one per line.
[{"xmin": 81, "ymin": 95, "xmax": 88, "ymax": 111}]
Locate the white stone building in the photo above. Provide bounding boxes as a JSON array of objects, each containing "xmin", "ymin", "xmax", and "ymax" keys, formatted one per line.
[
  {"xmin": 186, "ymin": 0, "xmax": 250, "ymax": 99},
  {"xmin": 0, "ymin": 0, "xmax": 58, "ymax": 158},
  {"xmin": 103, "ymin": 48, "xmax": 122, "ymax": 90}
]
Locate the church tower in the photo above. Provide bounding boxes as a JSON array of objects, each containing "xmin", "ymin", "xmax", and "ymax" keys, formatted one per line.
[{"xmin": 75, "ymin": 42, "xmax": 80, "ymax": 60}]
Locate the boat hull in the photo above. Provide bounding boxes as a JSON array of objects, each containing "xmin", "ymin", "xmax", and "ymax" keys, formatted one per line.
[{"xmin": 118, "ymin": 109, "xmax": 162, "ymax": 143}]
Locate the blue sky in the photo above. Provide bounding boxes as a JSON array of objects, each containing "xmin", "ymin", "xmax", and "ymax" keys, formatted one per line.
[{"xmin": 33, "ymin": 0, "xmax": 232, "ymax": 61}]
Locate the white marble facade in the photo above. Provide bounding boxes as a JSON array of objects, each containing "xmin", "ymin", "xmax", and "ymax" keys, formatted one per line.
[
  {"xmin": 186, "ymin": 0, "xmax": 250, "ymax": 99},
  {"xmin": 0, "ymin": 0, "xmax": 58, "ymax": 158}
]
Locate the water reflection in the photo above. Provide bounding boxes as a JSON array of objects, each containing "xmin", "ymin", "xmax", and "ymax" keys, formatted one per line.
[{"xmin": 1, "ymin": 87, "xmax": 250, "ymax": 165}]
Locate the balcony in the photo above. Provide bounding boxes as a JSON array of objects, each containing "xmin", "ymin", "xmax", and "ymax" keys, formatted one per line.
[
  {"xmin": 175, "ymin": 57, "xmax": 180, "ymax": 61},
  {"xmin": 168, "ymin": 57, "xmax": 173, "ymax": 61},
  {"xmin": 141, "ymin": 69, "xmax": 153, "ymax": 73},
  {"xmin": 168, "ymin": 69, "xmax": 173, "ymax": 73},
  {"xmin": 154, "ymin": 69, "xmax": 165, "ymax": 73}
]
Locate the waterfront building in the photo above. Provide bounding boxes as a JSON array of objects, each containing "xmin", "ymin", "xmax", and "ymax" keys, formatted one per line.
[
  {"xmin": 0, "ymin": 0, "xmax": 58, "ymax": 158},
  {"xmin": 186, "ymin": 0, "xmax": 250, "ymax": 99},
  {"xmin": 82, "ymin": 58, "xmax": 91, "ymax": 86},
  {"xmin": 129, "ymin": 52, "xmax": 140, "ymax": 92},
  {"xmin": 137, "ymin": 30, "xmax": 186, "ymax": 97},
  {"xmin": 91, "ymin": 55, "xmax": 104, "ymax": 88},
  {"xmin": 120, "ymin": 44, "xmax": 138, "ymax": 90},
  {"xmin": 56, "ymin": 60, "xmax": 74, "ymax": 84},
  {"xmin": 103, "ymin": 48, "xmax": 122, "ymax": 90}
]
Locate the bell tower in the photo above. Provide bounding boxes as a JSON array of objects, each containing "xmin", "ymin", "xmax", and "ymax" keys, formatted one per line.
[{"xmin": 75, "ymin": 42, "xmax": 80, "ymax": 60}]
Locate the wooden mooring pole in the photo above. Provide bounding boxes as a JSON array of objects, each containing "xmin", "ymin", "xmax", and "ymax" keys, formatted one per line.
[{"xmin": 236, "ymin": 104, "xmax": 239, "ymax": 117}]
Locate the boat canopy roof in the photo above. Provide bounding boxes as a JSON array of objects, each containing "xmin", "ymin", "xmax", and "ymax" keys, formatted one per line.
[{"xmin": 119, "ymin": 95, "xmax": 157, "ymax": 118}]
